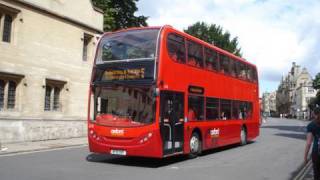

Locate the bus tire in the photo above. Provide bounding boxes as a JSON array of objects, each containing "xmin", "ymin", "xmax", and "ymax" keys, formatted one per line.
[
  {"xmin": 240, "ymin": 127, "xmax": 247, "ymax": 146},
  {"xmin": 188, "ymin": 132, "xmax": 201, "ymax": 158}
]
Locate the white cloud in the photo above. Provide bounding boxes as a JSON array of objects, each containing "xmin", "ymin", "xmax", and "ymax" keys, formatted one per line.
[{"xmin": 137, "ymin": 0, "xmax": 320, "ymax": 93}]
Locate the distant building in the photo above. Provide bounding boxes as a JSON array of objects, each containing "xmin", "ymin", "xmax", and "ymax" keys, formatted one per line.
[
  {"xmin": 0, "ymin": 0, "xmax": 103, "ymax": 143},
  {"xmin": 262, "ymin": 91, "xmax": 277, "ymax": 116},
  {"xmin": 276, "ymin": 62, "xmax": 317, "ymax": 119}
]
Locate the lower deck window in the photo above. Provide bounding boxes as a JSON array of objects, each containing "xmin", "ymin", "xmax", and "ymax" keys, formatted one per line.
[
  {"xmin": 220, "ymin": 99, "xmax": 231, "ymax": 120},
  {"xmin": 188, "ymin": 95, "xmax": 204, "ymax": 120},
  {"xmin": 206, "ymin": 97, "xmax": 219, "ymax": 120}
]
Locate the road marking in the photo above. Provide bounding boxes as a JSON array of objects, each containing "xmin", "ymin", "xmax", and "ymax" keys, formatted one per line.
[{"xmin": 293, "ymin": 160, "xmax": 312, "ymax": 180}]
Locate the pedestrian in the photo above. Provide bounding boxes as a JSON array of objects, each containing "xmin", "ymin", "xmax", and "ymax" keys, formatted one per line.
[{"xmin": 304, "ymin": 107, "xmax": 320, "ymax": 180}]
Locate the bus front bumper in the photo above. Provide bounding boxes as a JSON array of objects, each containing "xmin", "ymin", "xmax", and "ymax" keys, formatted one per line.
[{"xmin": 88, "ymin": 129, "xmax": 163, "ymax": 158}]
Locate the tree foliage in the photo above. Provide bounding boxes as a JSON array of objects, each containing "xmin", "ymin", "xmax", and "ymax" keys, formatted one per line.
[
  {"xmin": 313, "ymin": 73, "xmax": 320, "ymax": 90},
  {"xmin": 184, "ymin": 22, "xmax": 242, "ymax": 57},
  {"xmin": 313, "ymin": 73, "xmax": 320, "ymax": 107},
  {"xmin": 92, "ymin": 0, "xmax": 148, "ymax": 32}
]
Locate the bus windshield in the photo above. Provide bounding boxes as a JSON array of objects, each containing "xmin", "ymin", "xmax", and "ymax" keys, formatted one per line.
[
  {"xmin": 96, "ymin": 29, "xmax": 160, "ymax": 63},
  {"xmin": 93, "ymin": 85, "xmax": 155, "ymax": 126}
]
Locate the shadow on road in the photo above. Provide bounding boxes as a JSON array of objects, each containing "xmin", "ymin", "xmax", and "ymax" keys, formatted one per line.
[
  {"xmin": 86, "ymin": 142, "xmax": 255, "ymax": 168},
  {"xmin": 86, "ymin": 153, "xmax": 188, "ymax": 168},
  {"xmin": 275, "ymin": 133, "xmax": 306, "ymax": 140},
  {"xmin": 261, "ymin": 125, "xmax": 306, "ymax": 133}
]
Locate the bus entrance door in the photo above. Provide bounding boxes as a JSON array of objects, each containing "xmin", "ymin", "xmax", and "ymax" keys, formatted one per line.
[{"xmin": 160, "ymin": 91, "xmax": 184, "ymax": 156}]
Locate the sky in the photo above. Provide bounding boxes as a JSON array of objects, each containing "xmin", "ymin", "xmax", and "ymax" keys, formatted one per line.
[{"xmin": 136, "ymin": 0, "xmax": 320, "ymax": 96}]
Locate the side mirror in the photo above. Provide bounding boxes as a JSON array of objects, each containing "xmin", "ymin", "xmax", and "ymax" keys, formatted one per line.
[{"xmin": 153, "ymin": 88, "xmax": 160, "ymax": 97}]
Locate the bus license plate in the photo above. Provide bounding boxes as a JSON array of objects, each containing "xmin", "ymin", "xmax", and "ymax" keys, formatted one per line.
[{"xmin": 110, "ymin": 149, "xmax": 127, "ymax": 156}]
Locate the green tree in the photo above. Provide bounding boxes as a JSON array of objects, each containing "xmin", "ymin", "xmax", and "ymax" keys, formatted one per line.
[
  {"xmin": 184, "ymin": 22, "xmax": 242, "ymax": 57},
  {"xmin": 314, "ymin": 73, "xmax": 320, "ymax": 90},
  {"xmin": 313, "ymin": 73, "xmax": 320, "ymax": 107},
  {"xmin": 92, "ymin": 0, "xmax": 148, "ymax": 32}
]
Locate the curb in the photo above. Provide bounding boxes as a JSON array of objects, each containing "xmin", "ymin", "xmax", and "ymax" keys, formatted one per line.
[
  {"xmin": 293, "ymin": 160, "xmax": 312, "ymax": 180},
  {"xmin": 0, "ymin": 144, "xmax": 87, "ymax": 156}
]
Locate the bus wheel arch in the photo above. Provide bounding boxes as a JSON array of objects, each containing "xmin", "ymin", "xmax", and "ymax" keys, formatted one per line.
[
  {"xmin": 188, "ymin": 128, "xmax": 202, "ymax": 158},
  {"xmin": 240, "ymin": 125, "xmax": 248, "ymax": 146}
]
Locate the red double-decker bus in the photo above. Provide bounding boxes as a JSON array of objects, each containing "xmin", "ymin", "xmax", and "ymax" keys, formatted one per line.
[{"xmin": 88, "ymin": 25, "xmax": 259, "ymax": 158}]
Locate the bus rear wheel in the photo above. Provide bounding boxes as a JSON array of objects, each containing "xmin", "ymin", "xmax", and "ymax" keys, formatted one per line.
[
  {"xmin": 240, "ymin": 127, "xmax": 247, "ymax": 146},
  {"xmin": 188, "ymin": 132, "xmax": 201, "ymax": 158}
]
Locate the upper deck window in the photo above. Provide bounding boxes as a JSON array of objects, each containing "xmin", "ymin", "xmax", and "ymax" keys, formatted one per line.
[
  {"xmin": 97, "ymin": 29, "xmax": 159, "ymax": 63},
  {"xmin": 247, "ymin": 65, "xmax": 258, "ymax": 82},
  {"xmin": 238, "ymin": 62, "xmax": 247, "ymax": 80},
  {"xmin": 204, "ymin": 48, "xmax": 218, "ymax": 71},
  {"xmin": 187, "ymin": 40, "xmax": 203, "ymax": 68},
  {"xmin": 167, "ymin": 33, "xmax": 186, "ymax": 63},
  {"xmin": 220, "ymin": 55, "xmax": 230, "ymax": 75}
]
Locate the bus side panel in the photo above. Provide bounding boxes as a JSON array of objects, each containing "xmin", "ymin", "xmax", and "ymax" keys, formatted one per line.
[
  {"xmin": 158, "ymin": 27, "xmax": 260, "ymax": 154},
  {"xmin": 247, "ymin": 102, "xmax": 260, "ymax": 141}
]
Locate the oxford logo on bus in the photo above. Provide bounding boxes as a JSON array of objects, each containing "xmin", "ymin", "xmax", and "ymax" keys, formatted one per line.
[
  {"xmin": 210, "ymin": 128, "xmax": 220, "ymax": 138},
  {"xmin": 111, "ymin": 129, "xmax": 124, "ymax": 136}
]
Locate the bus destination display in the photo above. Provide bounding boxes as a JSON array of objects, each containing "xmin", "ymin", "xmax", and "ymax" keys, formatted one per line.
[{"xmin": 103, "ymin": 68, "xmax": 146, "ymax": 80}]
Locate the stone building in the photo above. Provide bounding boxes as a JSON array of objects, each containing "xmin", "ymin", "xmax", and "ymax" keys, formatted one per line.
[
  {"xmin": 262, "ymin": 91, "xmax": 276, "ymax": 116},
  {"xmin": 276, "ymin": 62, "xmax": 316, "ymax": 119},
  {"xmin": 0, "ymin": 0, "xmax": 103, "ymax": 143}
]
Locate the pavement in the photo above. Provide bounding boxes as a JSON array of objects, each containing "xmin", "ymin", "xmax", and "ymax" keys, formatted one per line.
[
  {"xmin": 0, "ymin": 137, "xmax": 88, "ymax": 156},
  {"xmin": 274, "ymin": 117, "xmax": 313, "ymax": 180}
]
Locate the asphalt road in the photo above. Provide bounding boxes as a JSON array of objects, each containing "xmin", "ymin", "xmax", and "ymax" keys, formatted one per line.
[{"xmin": 0, "ymin": 118, "xmax": 309, "ymax": 180}]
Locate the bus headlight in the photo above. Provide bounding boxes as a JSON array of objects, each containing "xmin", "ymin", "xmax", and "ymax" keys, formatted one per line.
[{"xmin": 89, "ymin": 129, "xmax": 103, "ymax": 142}]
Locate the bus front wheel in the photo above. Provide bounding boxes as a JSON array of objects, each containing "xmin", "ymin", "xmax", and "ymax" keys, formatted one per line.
[{"xmin": 188, "ymin": 132, "xmax": 201, "ymax": 158}]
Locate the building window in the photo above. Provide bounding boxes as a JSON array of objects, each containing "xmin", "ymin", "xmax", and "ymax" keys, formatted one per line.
[
  {"xmin": 83, "ymin": 33, "xmax": 93, "ymax": 61},
  {"xmin": 0, "ymin": 72, "xmax": 23, "ymax": 111},
  {"xmin": 44, "ymin": 79, "xmax": 66, "ymax": 111},
  {"xmin": 308, "ymin": 87, "xmax": 314, "ymax": 93},
  {"xmin": 44, "ymin": 86, "xmax": 52, "ymax": 111},
  {"xmin": 2, "ymin": 14, "xmax": 12, "ymax": 42},
  {"xmin": 53, "ymin": 87, "xmax": 60, "ymax": 110},
  {"xmin": 7, "ymin": 81, "xmax": 16, "ymax": 109},
  {"xmin": 0, "ymin": 80, "xmax": 4, "ymax": 110},
  {"xmin": 0, "ymin": 3, "xmax": 20, "ymax": 44}
]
